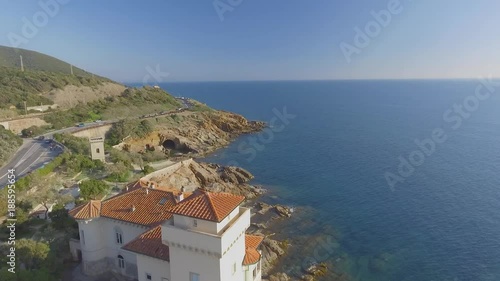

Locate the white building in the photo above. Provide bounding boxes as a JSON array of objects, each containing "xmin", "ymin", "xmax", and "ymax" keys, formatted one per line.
[{"xmin": 69, "ymin": 183, "xmax": 263, "ymax": 281}]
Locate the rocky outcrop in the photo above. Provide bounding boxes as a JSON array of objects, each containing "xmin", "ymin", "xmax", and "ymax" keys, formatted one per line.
[
  {"xmin": 265, "ymin": 273, "xmax": 292, "ymax": 281},
  {"xmin": 143, "ymin": 159, "xmax": 263, "ymax": 198},
  {"xmin": 261, "ymin": 238, "xmax": 288, "ymax": 274},
  {"xmin": 122, "ymin": 110, "xmax": 265, "ymax": 157},
  {"xmin": 300, "ymin": 263, "xmax": 328, "ymax": 281}
]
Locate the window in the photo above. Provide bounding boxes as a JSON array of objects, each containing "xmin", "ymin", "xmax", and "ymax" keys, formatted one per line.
[
  {"xmin": 96, "ymin": 148, "xmax": 100, "ymax": 153},
  {"xmin": 80, "ymin": 230, "xmax": 85, "ymax": 245},
  {"xmin": 189, "ymin": 272, "xmax": 200, "ymax": 281},
  {"xmin": 117, "ymin": 255, "xmax": 125, "ymax": 269},
  {"xmin": 145, "ymin": 273, "xmax": 152, "ymax": 280},
  {"xmin": 253, "ymin": 268, "xmax": 257, "ymax": 278},
  {"xmin": 115, "ymin": 227, "xmax": 123, "ymax": 244},
  {"xmin": 232, "ymin": 262, "xmax": 237, "ymax": 274},
  {"xmin": 116, "ymin": 232, "xmax": 123, "ymax": 244},
  {"xmin": 193, "ymin": 219, "xmax": 198, "ymax": 227}
]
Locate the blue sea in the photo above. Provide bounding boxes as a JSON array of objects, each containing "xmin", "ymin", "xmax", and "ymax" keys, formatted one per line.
[{"xmin": 159, "ymin": 80, "xmax": 500, "ymax": 281}]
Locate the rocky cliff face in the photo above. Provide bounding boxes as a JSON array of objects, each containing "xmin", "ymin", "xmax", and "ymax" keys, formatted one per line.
[
  {"xmin": 143, "ymin": 159, "xmax": 263, "ymax": 198},
  {"xmin": 123, "ymin": 110, "xmax": 265, "ymax": 156}
]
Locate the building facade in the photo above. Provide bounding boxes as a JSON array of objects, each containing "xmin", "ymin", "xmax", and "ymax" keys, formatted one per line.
[
  {"xmin": 89, "ymin": 136, "xmax": 105, "ymax": 162},
  {"xmin": 69, "ymin": 185, "xmax": 263, "ymax": 281}
]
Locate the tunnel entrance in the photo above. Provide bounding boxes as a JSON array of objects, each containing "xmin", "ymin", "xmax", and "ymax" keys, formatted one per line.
[{"xmin": 162, "ymin": 139, "xmax": 176, "ymax": 150}]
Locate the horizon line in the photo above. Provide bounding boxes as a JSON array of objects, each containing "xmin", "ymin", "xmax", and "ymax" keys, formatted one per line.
[{"xmin": 123, "ymin": 77, "xmax": 499, "ymax": 84}]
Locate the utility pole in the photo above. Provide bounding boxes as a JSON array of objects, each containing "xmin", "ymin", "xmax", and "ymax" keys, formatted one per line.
[
  {"xmin": 20, "ymin": 55, "xmax": 24, "ymax": 72},
  {"xmin": 70, "ymin": 64, "xmax": 74, "ymax": 75}
]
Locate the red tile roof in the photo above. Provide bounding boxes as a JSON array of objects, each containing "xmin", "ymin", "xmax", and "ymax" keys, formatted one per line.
[
  {"xmin": 243, "ymin": 234, "xmax": 264, "ymax": 265},
  {"xmin": 69, "ymin": 188, "xmax": 178, "ymax": 226},
  {"xmin": 245, "ymin": 234, "xmax": 264, "ymax": 248},
  {"xmin": 166, "ymin": 189, "xmax": 245, "ymax": 222},
  {"xmin": 100, "ymin": 188, "xmax": 177, "ymax": 226},
  {"xmin": 69, "ymin": 200, "xmax": 101, "ymax": 220},
  {"xmin": 243, "ymin": 248, "xmax": 261, "ymax": 265},
  {"xmin": 126, "ymin": 180, "xmax": 192, "ymax": 199},
  {"xmin": 122, "ymin": 225, "xmax": 170, "ymax": 261}
]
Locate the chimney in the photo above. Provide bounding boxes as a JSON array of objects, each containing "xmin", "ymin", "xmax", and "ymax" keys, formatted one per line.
[
  {"xmin": 176, "ymin": 186, "xmax": 185, "ymax": 202},
  {"xmin": 131, "ymin": 205, "xmax": 136, "ymax": 212},
  {"xmin": 146, "ymin": 188, "xmax": 149, "ymax": 195}
]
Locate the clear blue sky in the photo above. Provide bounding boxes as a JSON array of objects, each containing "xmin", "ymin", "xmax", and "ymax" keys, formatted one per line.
[{"xmin": 1, "ymin": 0, "xmax": 500, "ymax": 82}]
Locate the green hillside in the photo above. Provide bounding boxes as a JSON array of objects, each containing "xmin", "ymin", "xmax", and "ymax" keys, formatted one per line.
[
  {"xmin": 44, "ymin": 86, "xmax": 182, "ymax": 129},
  {"xmin": 0, "ymin": 67, "xmax": 114, "ymax": 109},
  {"xmin": 0, "ymin": 45, "xmax": 115, "ymax": 110},
  {"xmin": 0, "ymin": 45, "xmax": 92, "ymax": 76}
]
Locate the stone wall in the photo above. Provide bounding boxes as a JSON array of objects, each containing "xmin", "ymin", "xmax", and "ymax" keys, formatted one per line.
[
  {"xmin": 72, "ymin": 124, "xmax": 113, "ymax": 138},
  {"xmin": 83, "ymin": 256, "xmax": 138, "ymax": 280},
  {"xmin": 0, "ymin": 117, "xmax": 48, "ymax": 134}
]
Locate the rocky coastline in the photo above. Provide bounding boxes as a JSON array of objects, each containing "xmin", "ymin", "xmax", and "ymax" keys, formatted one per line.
[{"xmin": 116, "ymin": 108, "xmax": 341, "ymax": 280}]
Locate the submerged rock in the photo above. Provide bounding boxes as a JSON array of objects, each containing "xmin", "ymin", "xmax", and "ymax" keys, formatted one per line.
[
  {"xmin": 266, "ymin": 272, "xmax": 291, "ymax": 281},
  {"xmin": 274, "ymin": 205, "xmax": 293, "ymax": 218}
]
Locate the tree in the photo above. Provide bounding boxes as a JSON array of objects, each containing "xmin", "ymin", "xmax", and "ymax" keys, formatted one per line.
[
  {"xmin": 142, "ymin": 165, "xmax": 155, "ymax": 175},
  {"xmin": 0, "ymin": 269, "xmax": 18, "ymax": 281},
  {"xmin": 106, "ymin": 119, "xmax": 137, "ymax": 145},
  {"xmin": 21, "ymin": 126, "xmax": 44, "ymax": 138},
  {"xmin": 32, "ymin": 188, "xmax": 57, "ymax": 220},
  {"xmin": 132, "ymin": 152, "xmax": 145, "ymax": 170},
  {"xmin": 80, "ymin": 179, "xmax": 109, "ymax": 200},
  {"xmin": 16, "ymin": 269, "xmax": 54, "ymax": 281},
  {"xmin": 49, "ymin": 203, "xmax": 77, "ymax": 231},
  {"xmin": 136, "ymin": 119, "xmax": 153, "ymax": 137},
  {"xmin": 28, "ymin": 175, "xmax": 60, "ymax": 220},
  {"xmin": 106, "ymin": 162, "xmax": 130, "ymax": 182},
  {"xmin": 16, "ymin": 239, "xmax": 50, "ymax": 270}
]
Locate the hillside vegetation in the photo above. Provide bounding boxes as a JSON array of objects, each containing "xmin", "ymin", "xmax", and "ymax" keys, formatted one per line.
[
  {"xmin": 0, "ymin": 45, "xmax": 117, "ymax": 111},
  {"xmin": 44, "ymin": 86, "xmax": 181, "ymax": 129},
  {"xmin": 0, "ymin": 125, "xmax": 23, "ymax": 166},
  {"xmin": 0, "ymin": 67, "xmax": 112, "ymax": 109}
]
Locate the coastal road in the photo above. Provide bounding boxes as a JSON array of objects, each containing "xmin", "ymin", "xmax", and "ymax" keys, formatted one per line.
[
  {"xmin": 0, "ymin": 139, "xmax": 63, "ymax": 189},
  {"xmin": 0, "ymin": 121, "xmax": 110, "ymax": 189},
  {"xmin": 0, "ymin": 97, "xmax": 189, "ymax": 189}
]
